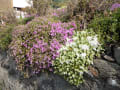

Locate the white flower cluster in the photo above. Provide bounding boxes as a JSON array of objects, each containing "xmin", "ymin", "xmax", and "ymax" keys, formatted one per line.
[
  {"xmin": 53, "ymin": 29, "xmax": 102, "ymax": 86},
  {"xmin": 87, "ymin": 35, "xmax": 100, "ymax": 50},
  {"xmin": 79, "ymin": 44, "xmax": 89, "ymax": 50}
]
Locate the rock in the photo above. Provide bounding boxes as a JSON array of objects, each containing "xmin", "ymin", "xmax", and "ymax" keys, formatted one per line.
[
  {"xmin": 114, "ymin": 47, "xmax": 120, "ymax": 64},
  {"xmin": 93, "ymin": 59, "xmax": 117, "ymax": 78},
  {"xmin": 107, "ymin": 78, "xmax": 118, "ymax": 86},
  {"xmin": 0, "ymin": 52, "xmax": 120, "ymax": 90},
  {"xmin": 104, "ymin": 55, "xmax": 115, "ymax": 62},
  {"xmin": 105, "ymin": 46, "xmax": 112, "ymax": 56},
  {"xmin": 0, "ymin": 51, "xmax": 7, "ymax": 61},
  {"xmin": 84, "ymin": 71, "xmax": 94, "ymax": 79},
  {"xmin": 103, "ymin": 85, "xmax": 120, "ymax": 90},
  {"xmin": 88, "ymin": 66, "xmax": 99, "ymax": 77}
]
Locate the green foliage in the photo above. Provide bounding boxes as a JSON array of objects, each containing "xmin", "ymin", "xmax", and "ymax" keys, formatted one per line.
[
  {"xmin": 53, "ymin": 29, "xmax": 102, "ymax": 86},
  {"xmin": 52, "ymin": 0, "xmax": 69, "ymax": 8},
  {"xmin": 89, "ymin": 9, "xmax": 120, "ymax": 46},
  {"xmin": 112, "ymin": 9, "xmax": 120, "ymax": 40},
  {"xmin": 112, "ymin": 8, "xmax": 120, "ymax": 22},
  {"xmin": 18, "ymin": 16, "xmax": 34, "ymax": 24},
  {"xmin": 0, "ymin": 24, "xmax": 14, "ymax": 50}
]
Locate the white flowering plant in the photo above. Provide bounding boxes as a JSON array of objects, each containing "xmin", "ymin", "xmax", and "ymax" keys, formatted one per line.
[{"xmin": 53, "ymin": 29, "xmax": 102, "ymax": 86}]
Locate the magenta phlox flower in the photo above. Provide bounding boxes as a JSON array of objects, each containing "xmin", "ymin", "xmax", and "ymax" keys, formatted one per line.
[
  {"xmin": 33, "ymin": 44, "xmax": 39, "ymax": 48},
  {"xmin": 50, "ymin": 39, "xmax": 61, "ymax": 50},
  {"xmin": 33, "ymin": 31, "xmax": 37, "ymax": 34}
]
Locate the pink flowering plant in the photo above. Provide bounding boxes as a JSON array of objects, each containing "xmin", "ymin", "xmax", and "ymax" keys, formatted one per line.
[{"xmin": 10, "ymin": 17, "xmax": 76, "ymax": 77}]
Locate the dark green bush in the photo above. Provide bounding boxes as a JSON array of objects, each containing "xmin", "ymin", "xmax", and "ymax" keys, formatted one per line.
[
  {"xmin": 89, "ymin": 8, "xmax": 120, "ymax": 46},
  {"xmin": 112, "ymin": 8, "xmax": 120, "ymax": 22},
  {"xmin": 0, "ymin": 24, "xmax": 14, "ymax": 50}
]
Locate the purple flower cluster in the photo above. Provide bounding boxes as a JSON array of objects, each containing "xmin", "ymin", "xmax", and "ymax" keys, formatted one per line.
[
  {"xmin": 50, "ymin": 39, "xmax": 61, "ymax": 59},
  {"xmin": 110, "ymin": 3, "xmax": 120, "ymax": 11},
  {"xmin": 50, "ymin": 22, "xmax": 76, "ymax": 43},
  {"xmin": 10, "ymin": 17, "xmax": 76, "ymax": 76}
]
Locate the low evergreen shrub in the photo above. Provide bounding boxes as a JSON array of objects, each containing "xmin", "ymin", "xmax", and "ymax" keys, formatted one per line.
[{"xmin": 89, "ymin": 9, "xmax": 120, "ymax": 46}]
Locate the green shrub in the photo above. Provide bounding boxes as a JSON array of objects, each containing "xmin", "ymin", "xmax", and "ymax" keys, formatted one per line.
[
  {"xmin": 112, "ymin": 9, "xmax": 120, "ymax": 41},
  {"xmin": 89, "ymin": 15, "xmax": 119, "ymax": 46},
  {"xmin": 52, "ymin": 0, "xmax": 69, "ymax": 8},
  {"xmin": 53, "ymin": 29, "xmax": 102, "ymax": 86},
  {"xmin": 0, "ymin": 24, "xmax": 14, "ymax": 50},
  {"xmin": 112, "ymin": 8, "xmax": 120, "ymax": 22}
]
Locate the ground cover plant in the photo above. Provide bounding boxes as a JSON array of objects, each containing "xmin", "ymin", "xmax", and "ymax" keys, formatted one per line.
[
  {"xmin": 10, "ymin": 16, "xmax": 76, "ymax": 77},
  {"xmin": 53, "ymin": 29, "xmax": 102, "ymax": 86}
]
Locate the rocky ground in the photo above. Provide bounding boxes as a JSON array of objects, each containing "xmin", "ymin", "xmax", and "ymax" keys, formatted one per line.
[{"xmin": 0, "ymin": 48, "xmax": 120, "ymax": 90}]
